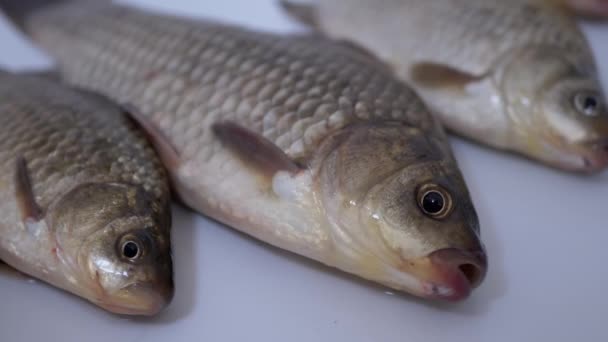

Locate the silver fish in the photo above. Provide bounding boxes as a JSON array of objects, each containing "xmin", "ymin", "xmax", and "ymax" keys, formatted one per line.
[
  {"xmin": 281, "ymin": 0, "xmax": 608, "ymax": 172},
  {"xmin": 0, "ymin": 70, "xmax": 173, "ymax": 315},
  {"xmin": 1, "ymin": 0, "xmax": 487, "ymax": 300}
]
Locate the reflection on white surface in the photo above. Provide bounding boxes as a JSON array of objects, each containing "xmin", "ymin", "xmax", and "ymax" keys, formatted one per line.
[{"xmin": 0, "ymin": 1, "xmax": 607, "ymax": 341}]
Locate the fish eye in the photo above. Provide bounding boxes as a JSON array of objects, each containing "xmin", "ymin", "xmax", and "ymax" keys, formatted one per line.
[
  {"xmin": 417, "ymin": 184, "xmax": 453, "ymax": 219},
  {"xmin": 118, "ymin": 235, "xmax": 144, "ymax": 261},
  {"xmin": 573, "ymin": 91, "xmax": 603, "ymax": 117}
]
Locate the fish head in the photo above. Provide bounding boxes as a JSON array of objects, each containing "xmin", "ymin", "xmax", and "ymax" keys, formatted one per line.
[
  {"xmin": 501, "ymin": 47, "xmax": 608, "ymax": 172},
  {"xmin": 317, "ymin": 123, "xmax": 486, "ymax": 301},
  {"xmin": 49, "ymin": 183, "xmax": 174, "ymax": 315},
  {"xmin": 539, "ymin": 75, "xmax": 608, "ymax": 172}
]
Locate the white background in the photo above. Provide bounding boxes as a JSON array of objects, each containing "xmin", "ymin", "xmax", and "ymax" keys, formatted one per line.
[{"xmin": 0, "ymin": 1, "xmax": 607, "ymax": 341}]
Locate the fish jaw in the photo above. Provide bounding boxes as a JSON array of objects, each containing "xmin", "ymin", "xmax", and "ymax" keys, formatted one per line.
[
  {"xmin": 528, "ymin": 136, "xmax": 608, "ymax": 173},
  {"xmin": 95, "ymin": 282, "xmax": 174, "ymax": 316},
  {"xmin": 329, "ymin": 242, "xmax": 487, "ymax": 301},
  {"xmin": 584, "ymin": 138, "xmax": 608, "ymax": 171},
  {"xmin": 74, "ymin": 258, "xmax": 174, "ymax": 316}
]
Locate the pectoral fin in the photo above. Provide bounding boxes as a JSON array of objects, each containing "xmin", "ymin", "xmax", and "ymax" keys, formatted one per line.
[
  {"xmin": 280, "ymin": 1, "xmax": 319, "ymax": 28},
  {"xmin": 410, "ymin": 62, "xmax": 485, "ymax": 91},
  {"xmin": 212, "ymin": 121, "xmax": 303, "ymax": 180},
  {"xmin": 122, "ymin": 104, "xmax": 181, "ymax": 171},
  {"xmin": 15, "ymin": 157, "xmax": 43, "ymax": 223}
]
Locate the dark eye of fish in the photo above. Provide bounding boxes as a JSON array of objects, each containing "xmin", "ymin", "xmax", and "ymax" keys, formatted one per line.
[
  {"xmin": 121, "ymin": 240, "xmax": 141, "ymax": 260},
  {"xmin": 574, "ymin": 92, "xmax": 602, "ymax": 117},
  {"xmin": 422, "ymin": 191, "xmax": 444, "ymax": 214},
  {"xmin": 417, "ymin": 184, "xmax": 453, "ymax": 219}
]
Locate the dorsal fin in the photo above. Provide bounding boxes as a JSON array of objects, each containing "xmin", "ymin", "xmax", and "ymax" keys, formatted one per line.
[
  {"xmin": 0, "ymin": 0, "xmax": 68, "ymax": 31},
  {"xmin": 279, "ymin": 1, "xmax": 320, "ymax": 28}
]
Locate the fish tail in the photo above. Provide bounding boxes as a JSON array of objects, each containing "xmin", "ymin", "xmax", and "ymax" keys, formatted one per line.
[{"xmin": 0, "ymin": 0, "xmax": 70, "ymax": 31}]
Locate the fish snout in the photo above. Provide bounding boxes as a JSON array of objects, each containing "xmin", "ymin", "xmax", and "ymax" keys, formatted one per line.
[
  {"xmin": 424, "ymin": 247, "xmax": 487, "ymax": 301},
  {"xmin": 583, "ymin": 138, "xmax": 608, "ymax": 172},
  {"xmin": 101, "ymin": 281, "xmax": 174, "ymax": 316}
]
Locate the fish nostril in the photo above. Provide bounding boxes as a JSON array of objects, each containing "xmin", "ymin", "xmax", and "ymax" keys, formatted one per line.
[{"xmin": 458, "ymin": 263, "xmax": 481, "ymax": 287}]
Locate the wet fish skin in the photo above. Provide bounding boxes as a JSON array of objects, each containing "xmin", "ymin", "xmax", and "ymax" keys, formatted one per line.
[
  {"xmin": 0, "ymin": 70, "xmax": 173, "ymax": 315},
  {"xmin": 281, "ymin": 0, "xmax": 608, "ymax": 172},
  {"xmin": 2, "ymin": 1, "xmax": 486, "ymax": 300}
]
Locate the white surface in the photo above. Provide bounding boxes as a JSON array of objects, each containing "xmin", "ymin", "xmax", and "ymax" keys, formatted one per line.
[{"xmin": 1, "ymin": 1, "xmax": 607, "ymax": 341}]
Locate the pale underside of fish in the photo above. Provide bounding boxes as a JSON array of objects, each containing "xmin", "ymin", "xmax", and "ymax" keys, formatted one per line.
[
  {"xmin": 281, "ymin": 0, "xmax": 608, "ymax": 172},
  {"xmin": 0, "ymin": 70, "xmax": 173, "ymax": 315},
  {"xmin": 1, "ymin": 0, "xmax": 487, "ymax": 300}
]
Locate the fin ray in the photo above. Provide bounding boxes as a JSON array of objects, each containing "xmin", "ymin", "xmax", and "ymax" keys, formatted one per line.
[
  {"xmin": 0, "ymin": 0, "xmax": 68, "ymax": 30},
  {"xmin": 212, "ymin": 121, "xmax": 302, "ymax": 179},
  {"xmin": 15, "ymin": 156, "xmax": 43, "ymax": 223},
  {"xmin": 410, "ymin": 62, "xmax": 485, "ymax": 90},
  {"xmin": 279, "ymin": 0, "xmax": 319, "ymax": 28}
]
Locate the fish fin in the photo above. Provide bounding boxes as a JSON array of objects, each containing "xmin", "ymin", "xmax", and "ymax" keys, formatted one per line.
[
  {"xmin": 122, "ymin": 104, "xmax": 181, "ymax": 170},
  {"xmin": 15, "ymin": 156, "xmax": 44, "ymax": 223},
  {"xmin": 279, "ymin": 1, "xmax": 319, "ymax": 28},
  {"xmin": 0, "ymin": 260, "xmax": 31, "ymax": 279},
  {"xmin": 556, "ymin": 0, "xmax": 608, "ymax": 20},
  {"xmin": 21, "ymin": 69, "xmax": 61, "ymax": 81},
  {"xmin": 0, "ymin": 0, "xmax": 68, "ymax": 31},
  {"xmin": 212, "ymin": 121, "xmax": 302, "ymax": 179},
  {"xmin": 410, "ymin": 62, "xmax": 485, "ymax": 90}
]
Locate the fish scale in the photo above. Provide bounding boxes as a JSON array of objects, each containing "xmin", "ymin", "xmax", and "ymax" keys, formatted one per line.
[
  {"xmin": 28, "ymin": 4, "xmax": 436, "ymax": 160},
  {"xmin": 4, "ymin": 0, "xmax": 489, "ymax": 300},
  {"xmin": 288, "ymin": 0, "xmax": 608, "ymax": 171},
  {"xmin": 0, "ymin": 70, "xmax": 174, "ymax": 315},
  {"xmin": 0, "ymin": 83, "xmax": 166, "ymax": 204}
]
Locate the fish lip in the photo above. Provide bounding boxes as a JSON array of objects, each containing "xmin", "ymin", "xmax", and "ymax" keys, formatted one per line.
[
  {"xmin": 420, "ymin": 248, "xmax": 488, "ymax": 302},
  {"xmin": 581, "ymin": 138, "xmax": 608, "ymax": 172},
  {"xmin": 540, "ymin": 137, "xmax": 608, "ymax": 173},
  {"xmin": 96, "ymin": 282, "xmax": 174, "ymax": 316}
]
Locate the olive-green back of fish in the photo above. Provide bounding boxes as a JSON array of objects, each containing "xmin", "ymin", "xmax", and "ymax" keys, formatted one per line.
[
  {"xmin": 0, "ymin": 70, "xmax": 173, "ymax": 315},
  {"xmin": 0, "ymin": 1, "xmax": 487, "ymax": 300}
]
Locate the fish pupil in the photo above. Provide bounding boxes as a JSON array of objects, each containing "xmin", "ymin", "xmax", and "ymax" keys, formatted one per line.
[
  {"xmin": 584, "ymin": 97, "xmax": 598, "ymax": 112},
  {"xmin": 123, "ymin": 241, "xmax": 139, "ymax": 259},
  {"xmin": 422, "ymin": 191, "xmax": 444, "ymax": 214}
]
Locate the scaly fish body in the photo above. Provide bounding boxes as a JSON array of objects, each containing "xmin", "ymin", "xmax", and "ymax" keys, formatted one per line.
[
  {"xmin": 281, "ymin": 0, "xmax": 608, "ymax": 172},
  {"xmin": 2, "ymin": 1, "xmax": 486, "ymax": 300},
  {"xmin": 0, "ymin": 70, "xmax": 173, "ymax": 315}
]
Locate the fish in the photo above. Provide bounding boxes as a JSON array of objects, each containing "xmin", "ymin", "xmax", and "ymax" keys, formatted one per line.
[
  {"xmin": 559, "ymin": 0, "xmax": 608, "ymax": 19},
  {"xmin": 0, "ymin": 0, "xmax": 487, "ymax": 301},
  {"xmin": 280, "ymin": 0, "xmax": 608, "ymax": 173},
  {"xmin": 0, "ymin": 69, "xmax": 173, "ymax": 315}
]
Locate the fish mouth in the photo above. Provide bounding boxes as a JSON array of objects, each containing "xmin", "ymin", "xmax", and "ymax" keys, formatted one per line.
[
  {"xmin": 581, "ymin": 139, "xmax": 608, "ymax": 172},
  {"xmin": 95, "ymin": 282, "xmax": 174, "ymax": 316},
  {"xmin": 539, "ymin": 137, "xmax": 608, "ymax": 173},
  {"xmin": 406, "ymin": 248, "xmax": 487, "ymax": 301}
]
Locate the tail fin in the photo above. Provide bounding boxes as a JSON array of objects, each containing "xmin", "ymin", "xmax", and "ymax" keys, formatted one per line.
[
  {"xmin": 0, "ymin": 0, "xmax": 68, "ymax": 31},
  {"xmin": 279, "ymin": 1, "xmax": 320, "ymax": 28}
]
